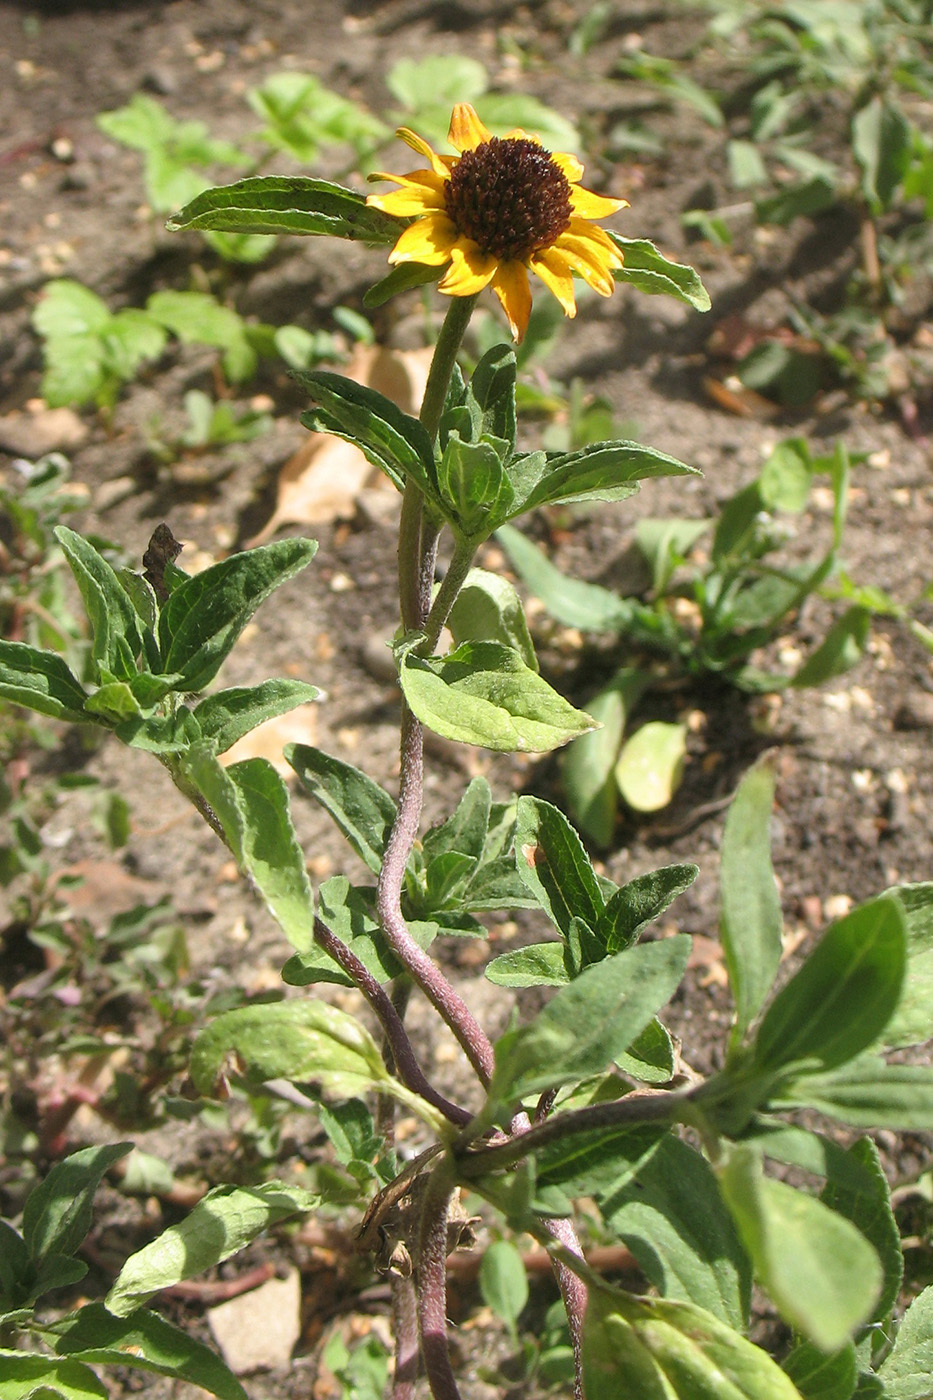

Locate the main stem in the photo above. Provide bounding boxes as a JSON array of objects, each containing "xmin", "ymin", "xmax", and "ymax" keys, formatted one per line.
[{"xmin": 376, "ymin": 295, "xmax": 495, "ymax": 1087}]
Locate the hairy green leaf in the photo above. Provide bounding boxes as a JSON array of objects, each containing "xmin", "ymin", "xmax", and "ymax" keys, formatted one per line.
[
  {"xmin": 287, "ymin": 745, "xmax": 397, "ymax": 875},
  {"xmin": 720, "ymin": 1145, "xmax": 881, "ymax": 1352},
  {"xmin": 22, "ymin": 1144, "xmax": 133, "ymax": 1266},
  {"xmin": 0, "ymin": 642, "xmax": 87, "ymax": 722},
  {"xmin": 167, "ymin": 175, "xmax": 401, "ymax": 242},
  {"xmin": 399, "ymin": 641, "xmax": 595, "ymax": 752},
  {"xmin": 720, "ymin": 762, "xmax": 783, "ymax": 1040},
  {"xmin": 752, "ymin": 896, "xmax": 906, "ymax": 1074},
  {"xmin": 159, "ymin": 538, "xmax": 316, "ymax": 692},
  {"xmin": 52, "ymin": 1303, "xmax": 248, "ymax": 1400},
  {"xmin": 106, "ymin": 1181, "xmax": 318, "ymax": 1317}
]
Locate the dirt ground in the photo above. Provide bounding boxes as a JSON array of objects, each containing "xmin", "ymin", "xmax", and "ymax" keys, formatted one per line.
[{"xmin": 1, "ymin": 1, "xmax": 932, "ymax": 1397}]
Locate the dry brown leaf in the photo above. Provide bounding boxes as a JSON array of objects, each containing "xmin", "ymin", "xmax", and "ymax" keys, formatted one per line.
[
  {"xmin": 247, "ymin": 343, "xmax": 433, "ymax": 544},
  {"xmin": 220, "ymin": 703, "xmax": 318, "ymax": 775}
]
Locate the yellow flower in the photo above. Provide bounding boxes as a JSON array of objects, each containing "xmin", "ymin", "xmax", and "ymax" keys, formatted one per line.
[{"xmin": 366, "ymin": 104, "xmax": 628, "ymax": 343}]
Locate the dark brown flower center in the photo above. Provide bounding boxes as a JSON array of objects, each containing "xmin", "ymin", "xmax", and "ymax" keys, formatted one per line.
[{"xmin": 444, "ymin": 137, "xmax": 572, "ymax": 263}]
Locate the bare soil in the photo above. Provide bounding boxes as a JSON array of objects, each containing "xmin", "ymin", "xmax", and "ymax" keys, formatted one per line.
[{"xmin": 1, "ymin": 2, "xmax": 932, "ymax": 1397}]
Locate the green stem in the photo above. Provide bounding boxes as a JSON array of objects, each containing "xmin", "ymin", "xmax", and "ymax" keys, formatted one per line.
[
  {"xmin": 397, "ymin": 294, "xmax": 477, "ymax": 634},
  {"xmin": 419, "ymin": 294, "xmax": 478, "ymax": 443},
  {"xmin": 419, "ymin": 534, "xmax": 478, "ymax": 655}
]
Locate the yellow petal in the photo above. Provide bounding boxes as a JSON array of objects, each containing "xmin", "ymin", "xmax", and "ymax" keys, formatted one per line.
[
  {"xmin": 491, "ymin": 260, "xmax": 533, "ymax": 342},
  {"xmin": 365, "ymin": 172, "xmax": 447, "ymax": 217},
  {"xmin": 529, "ymin": 248, "xmax": 577, "ymax": 318},
  {"xmin": 569, "ymin": 185, "xmax": 629, "ymax": 220},
  {"xmin": 552, "ymin": 227, "xmax": 620, "ymax": 295},
  {"xmin": 552, "ymin": 151, "xmax": 585, "ymax": 182},
  {"xmin": 448, "ymin": 103, "xmax": 492, "ymax": 152},
  {"xmin": 566, "ymin": 217, "xmax": 625, "ymax": 266},
  {"xmin": 396, "ymin": 126, "xmax": 451, "ymax": 177},
  {"xmin": 389, "ymin": 213, "xmax": 459, "ymax": 267},
  {"xmin": 438, "ymin": 241, "xmax": 498, "ymax": 295}
]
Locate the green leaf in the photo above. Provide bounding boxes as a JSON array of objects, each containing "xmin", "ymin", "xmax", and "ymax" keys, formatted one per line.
[
  {"xmin": 193, "ymin": 680, "xmax": 320, "ymax": 754},
  {"xmin": 363, "ymin": 260, "xmax": 442, "ymax": 308},
  {"xmin": 754, "ymin": 177, "xmax": 837, "ymax": 226},
  {"xmin": 598, "ymin": 864, "xmax": 699, "ymax": 954},
  {"xmin": 758, "ymin": 438, "xmax": 813, "ymax": 513},
  {"xmin": 27, "ymin": 1254, "xmax": 89, "ymax": 1303},
  {"xmin": 516, "ymin": 440, "xmax": 699, "ymax": 516},
  {"xmin": 720, "ymin": 761, "xmax": 783, "ymax": 1040},
  {"xmin": 616, "ymin": 1017, "xmax": 677, "ymax": 1085},
  {"xmin": 484, "ymin": 940, "xmax": 570, "ymax": 987},
  {"xmin": 602, "ymin": 1134, "xmax": 751, "ymax": 1329},
  {"xmin": 467, "ymin": 344, "xmax": 517, "ymax": 454},
  {"xmin": 582, "ymin": 1289, "xmax": 804, "ymax": 1400},
  {"xmin": 287, "ymin": 745, "xmax": 397, "ymax": 875},
  {"xmin": 399, "ymin": 640, "xmax": 595, "ymax": 753},
  {"xmin": 190, "ymin": 1000, "xmax": 388, "ymax": 1098},
  {"xmin": 882, "ymin": 883, "xmax": 933, "ymax": 1048},
  {"xmin": 0, "ymin": 642, "xmax": 87, "ymax": 722},
  {"xmin": 782, "ymin": 1341, "xmax": 857, "ymax": 1400},
  {"xmin": 609, "ymin": 235, "xmax": 712, "ymax": 311},
  {"xmin": 534, "ymin": 1121, "xmax": 665, "ymax": 1200},
  {"xmin": 513, "ymin": 795, "xmax": 604, "ymax": 940},
  {"xmin": 145, "ymin": 290, "xmax": 255, "ymax": 383},
  {"xmin": 181, "ymin": 751, "xmax": 314, "ymax": 953},
  {"xmin": 248, "ymin": 72, "xmax": 387, "ymax": 163},
  {"xmin": 55, "ymin": 527, "xmax": 142, "ymax": 681},
  {"xmin": 0, "ymin": 1352, "xmax": 108, "ymax": 1400},
  {"xmin": 422, "ymin": 777, "xmax": 491, "ymax": 865},
  {"xmin": 167, "ymin": 176, "xmax": 401, "ymax": 243},
  {"xmin": 563, "ymin": 669, "xmax": 650, "ymax": 846},
  {"xmin": 22, "ymin": 1144, "xmax": 133, "ymax": 1265},
  {"xmin": 387, "ymin": 54, "xmax": 488, "ymax": 111},
  {"xmin": 821, "ymin": 1138, "xmax": 902, "ymax": 1326},
  {"xmin": 282, "ymin": 877, "xmax": 421, "ymax": 988},
  {"xmin": 0, "ymin": 1221, "xmax": 29, "ymax": 1306},
  {"xmin": 436, "ymin": 434, "xmax": 514, "ymax": 539},
  {"xmin": 791, "ymin": 607, "xmax": 871, "ymax": 688},
  {"xmin": 636, "ymin": 517, "xmax": 710, "ymax": 594},
  {"xmin": 615, "ymin": 721, "xmax": 687, "ymax": 812},
  {"xmin": 105, "ymin": 1180, "xmax": 318, "ymax": 1317},
  {"xmin": 778, "ymin": 1059, "xmax": 933, "ymax": 1130},
  {"xmin": 52, "ymin": 1303, "xmax": 248, "ymax": 1400},
  {"xmin": 490, "ymin": 937, "xmax": 691, "ymax": 1102},
  {"xmin": 159, "ymin": 538, "xmax": 317, "ymax": 692},
  {"xmin": 497, "ymin": 523, "xmax": 633, "ymax": 632},
  {"xmin": 852, "ymin": 97, "xmax": 913, "ymax": 214},
  {"xmin": 475, "ymin": 94, "xmax": 580, "ymax": 151},
  {"xmin": 479, "ymin": 1240, "xmax": 529, "ymax": 1333},
  {"xmin": 878, "ymin": 1285, "xmax": 933, "ymax": 1399},
  {"xmin": 296, "ymin": 368, "xmax": 435, "ymax": 495},
  {"xmin": 719, "ymin": 1145, "xmax": 882, "ymax": 1353},
  {"xmin": 752, "ymin": 896, "xmax": 906, "ymax": 1075}
]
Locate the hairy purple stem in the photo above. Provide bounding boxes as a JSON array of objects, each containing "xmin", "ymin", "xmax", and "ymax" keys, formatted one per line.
[
  {"xmin": 459, "ymin": 1088, "xmax": 686, "ymax": 1177},
  {"xmin": 507, "ymin": 1109, "xmax": 587, "ymax": 1399},
  {"xmin": 376, "ymin": 709, "xmax": 495, "ymax": 1086},
  {"xmin": 391, "ymin": 1274, "xmax": 420, "ymax": 1400},
  {"xmin": 313, "ymin": 919, "xmax": 471, "ymax": 1127},
  {"xmin": 416, "ymin": 1166, "xmax": 461, "ymax": 1400},
  {"xmin": 544, "ymin": 1216, "xmax": 588, "ymax": 1400}
]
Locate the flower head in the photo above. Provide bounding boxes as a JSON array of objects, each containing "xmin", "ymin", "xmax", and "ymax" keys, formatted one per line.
[{"xmin": 366, "ymin": 104, "xmax": 628, "ymax": 342}]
